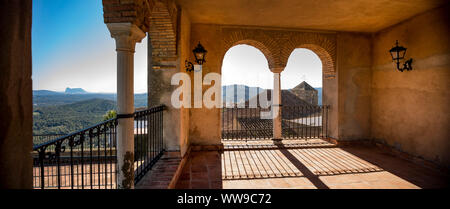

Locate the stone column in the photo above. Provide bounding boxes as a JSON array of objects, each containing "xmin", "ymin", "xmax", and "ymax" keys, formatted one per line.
[
  {"xmin": 271, "ymin": 68, "xmax": 284, "ymax": 141},
  {"xmin": 107, "ymin": 23, "xmax": 146, "ymax": 189}
]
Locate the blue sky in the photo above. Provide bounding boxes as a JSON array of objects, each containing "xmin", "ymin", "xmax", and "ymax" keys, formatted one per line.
[
  {"xmin": 32, "ymin": 0, "xmax": 322, "ymax": 93},
  {"xmin": 32, "ymin": 0, "xmax": 148, "ymax": 93}
]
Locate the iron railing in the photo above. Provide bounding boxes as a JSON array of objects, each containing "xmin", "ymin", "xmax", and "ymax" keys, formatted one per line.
[
  {"xmin": 221, "ymin": 107, "xmax": 273, "ymax": 140},
  {"xmin": 134, "ymin": 105, "xmax": 165, "ymax": 184},
  {"xmin": 282, "ymin": 106, "xmax": 329, "ymax": 139},
  {"xmin": 221, "ymin": 105, "xmax": 329, "ymax": 141},
  {"xmin": 32, "ymin": 105, "xmax": 166, "ymax": 189},
  {"xmin": 33, "ymin": 134, "xmax": 67, "ymax": 147},
  {"xmin": 32, "ymin": 119, "xmax": 118, "ymax": 189}
]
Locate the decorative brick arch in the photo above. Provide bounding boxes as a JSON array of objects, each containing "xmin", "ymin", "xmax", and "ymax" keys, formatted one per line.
[
  {"xmin": 103, "ymin": 0, "xmax": 153, "ymax": 32},
  {"xmin": 281, "ymin": 32, "xmax": 337, "ymax": 78},
  {"xmin": 221, "ymin": 39, "xmax": 275, "ymax": 70},
  {"xmin": 221, "ymin": 28, "xmax": 280, "ymax": 69},
  {"xmin": 103, "ymin": 0, "xmax": 178, "ymax": 68},
  {"xmin": 148, "ymin": 0, "xmax": 178, "ymax": 68}
]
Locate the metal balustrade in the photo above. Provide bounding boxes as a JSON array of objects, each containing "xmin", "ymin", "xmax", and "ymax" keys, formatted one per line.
[
  {"xmin": 221, "ymin": 106, "xmax": 329, "ymax": 141},
  {"xmin": 133, "ymin": 105, "xmax": 165, "ymax": 184},
  {"xmin": 32, "ymin": 105, "xmax": 166, "ymax": 189}
]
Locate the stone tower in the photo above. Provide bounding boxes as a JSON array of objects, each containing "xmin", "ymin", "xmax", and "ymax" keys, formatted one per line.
[{"xmin": 290, "ymin": 81, "xmax": 318, "ymax": 105}]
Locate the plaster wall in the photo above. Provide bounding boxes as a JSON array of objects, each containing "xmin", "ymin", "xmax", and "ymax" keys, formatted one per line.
[
  {"xmin": 323, "ymin": 74, "xmax": 339, "ymax": 139},
  {"xmin": 178, "ymin": 8, "xmax": 191, "ymax": 156},
  {"xmin": 336, "ymin": 33, "xmax": 373, "ymax": 140},
  {"xmin": 188, "ymin": 24, "xmax": 223, "ymax": 146},
  {"xmin": 0, "ymin": 0, "xmax": 33, "ymax": 189},
  {"xmin": 371, "ymin": 5, "xmax": 450, "ymax": 167}
]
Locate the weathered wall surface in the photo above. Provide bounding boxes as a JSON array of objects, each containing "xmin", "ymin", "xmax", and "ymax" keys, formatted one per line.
[
  {"xmin": 146, "ymin": 0, "xmax": 181, "ymax": 152},
  {"xmin": 371, "ymin": 5, "xmax": 450, "ymax": 167},
  {"xmin": 189, "ymin": 24, "xmax": 223, "ymax": 146},
  {"xmin": 337, "ymin": 33, "xmax": 373, "ymax": 140},
  {"xmin": 0, "ymin": 0, "xmax": 33, "ymax": 189},
  {"xmin": 323, "ymin": 74, "xmax": 339, "ymax": 139},
  {"xmin": 178, "ymin": 8, "xmax": 191, "ymax": 156}
]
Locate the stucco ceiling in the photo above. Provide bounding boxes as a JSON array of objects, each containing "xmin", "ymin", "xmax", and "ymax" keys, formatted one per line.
[{"xmin": 176, "ymin": 0, "xmax": 447, "ymax": 32}]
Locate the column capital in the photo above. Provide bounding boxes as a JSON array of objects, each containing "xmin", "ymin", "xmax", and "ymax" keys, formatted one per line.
[
  {"xmin": 270, "ymin": 67, "xmax": 285, "ymax": 73},
  {"xmin": 107, "ymin": 23, "xmax": 146, "ymax": 52}
]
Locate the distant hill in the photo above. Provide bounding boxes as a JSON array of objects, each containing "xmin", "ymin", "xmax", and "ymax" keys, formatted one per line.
[
  {"xmin": 221, "ymin": 84, "xmax": 323, "ymax": 106},
  {"xmin": 65, "ymin": 87, "xmax": 88, "ymax": 94},
  {"xmin": 33, "ymin": 92, "xmax": 148, "ymax": 108},
  {"xmin": 33, "ymin": 98, "xmax": 117, "ymax": 135},
  {"xmin": 222, "ymin": 85, "xmax": 264, "ymax": 104},
  {"xmin": 245, "ymin": 90, "xmax": 314, "ymax": 108},
  {"xmin": 315, "ymin": 88, "xmax": 322, "ymax": 105},
  {"xmin": 33, "ymin": 90, "xmax": 64, "ymax": 96}
]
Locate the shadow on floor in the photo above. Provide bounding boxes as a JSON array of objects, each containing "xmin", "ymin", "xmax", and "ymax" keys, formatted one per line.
[
  {"xmin": 175, "ymin": 141, "xmax": 449, "ymax": 189},
  {"xmin": 339, "ymin": 145, "xmax": 449, "ymax": 189}
]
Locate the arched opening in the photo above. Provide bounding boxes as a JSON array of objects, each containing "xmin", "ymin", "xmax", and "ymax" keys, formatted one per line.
[
  {"xmin": 221, "ymin": 44, "xmax": 274, "ymax": 141},
  {"xmin": 280, "ymin": 47, "xmax": 329, "ymax": 139},
  {"xmin": 283, "ymin": 48, "xmax": 322, "ymax": 105}
]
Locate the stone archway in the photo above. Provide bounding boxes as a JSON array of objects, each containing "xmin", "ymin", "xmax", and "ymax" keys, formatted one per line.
[
  {"xmin": 220, "ymin": 43, "xmax": 275, "ymax": 141},
  {"xmin": 221, "ymin": 35, "xmax": 277, "ymax": 69},
  {"xmin": 281, "ymin": 38, "xmax": 338, "ymax": 140},
  {"xmin": 281, "ymin": 33, "xmax": 337, "ymax": 79},
  {"xmin": 148, "ymin": 0, "xmax": 178, "ymax": 68},
  {"xmin": 218, "ymin": 27, "xmax": 338, "ymax": 140}
]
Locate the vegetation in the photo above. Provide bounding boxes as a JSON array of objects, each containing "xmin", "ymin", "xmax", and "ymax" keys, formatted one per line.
[
  {"xmin": 33, "ymin": 98, "xmax": 117, "ymax": 135},
  {"xmin": 32, "ymin": 91, "xmax": 149, "ymax": 135},
  {"xmin": 33, "ymin": 92, "xmax": 148, "ymax": 107},
  {"xmin": 103, "ymin": 110, "xmax": 117, "ymax": 121}
]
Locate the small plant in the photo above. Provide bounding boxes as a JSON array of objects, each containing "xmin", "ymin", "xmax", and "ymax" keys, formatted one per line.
[{"xmin": 103, "ymin": 110, "xmax": 117, "ymax": 121}]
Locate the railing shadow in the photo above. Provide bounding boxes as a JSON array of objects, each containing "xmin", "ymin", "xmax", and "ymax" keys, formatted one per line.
[
  {"xmin": 175, "ymin": 141, "xmax": 449, "ymax": 189},
  {"xmin": 275, "ymin": 143, "xmax": 329, "ymax": 189},
  {"xmin": 339, "ymin": 145, "xmax": 450, "ymax": 189}
]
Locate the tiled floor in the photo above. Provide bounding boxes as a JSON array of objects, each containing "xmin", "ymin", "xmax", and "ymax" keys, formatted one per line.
[
  {"xmin": 175, "ymin": 139, "xmax": 449, "ymax": 189},
  {"xmin": 136, "ymin": 156, "xmax": 181, "ymax": 189}
]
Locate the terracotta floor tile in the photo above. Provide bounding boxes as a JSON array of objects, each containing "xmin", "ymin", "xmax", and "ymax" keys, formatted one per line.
[{"xmin": 172, "ymin": 143, "xmax": 449, "ymax": 189}]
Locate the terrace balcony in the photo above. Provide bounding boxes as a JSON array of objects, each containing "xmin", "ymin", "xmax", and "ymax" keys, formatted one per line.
[
  {"xmin": 1, "ymin": 0, "xmax": 449, "ymax": 190},
  {"xmin": 33, "ymin": 105, "xmax": 448, "ymax": 189}
]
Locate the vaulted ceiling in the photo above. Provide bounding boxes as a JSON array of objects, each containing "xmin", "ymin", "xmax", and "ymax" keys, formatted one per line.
[{"xmin": 176, "ymin": 0, "xmax": 447, "ymax": 32}]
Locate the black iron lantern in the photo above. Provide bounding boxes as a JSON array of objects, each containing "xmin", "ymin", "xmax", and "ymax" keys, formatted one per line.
[
  {"xmin": 193, "ymin": 42, "xmax": 207, "ymax": 65},
  {"xmin": 185, "ymin": 42, "xmax": 207, "ymax": 72},
  {"xmin": 389, "ymin": 40, "xmax": 413, "ymax": 72}
]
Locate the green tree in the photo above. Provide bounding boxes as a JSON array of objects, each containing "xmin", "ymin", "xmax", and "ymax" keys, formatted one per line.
[{"xmin": 103, "ymin": 110, "xmax": 117, "ymax": 121}]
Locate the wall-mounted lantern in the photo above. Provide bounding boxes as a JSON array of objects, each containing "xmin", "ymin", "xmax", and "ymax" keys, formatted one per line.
[
  {"xmin": 389, "ymin": 40, "xmax": 413, "ymax": 72},
  {"xmin": 185, "ymin": 42, "xmax": 207, "ymax": 72}
]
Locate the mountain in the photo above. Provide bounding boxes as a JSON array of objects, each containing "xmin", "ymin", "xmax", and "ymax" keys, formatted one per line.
[
  {"xmin": 245, "ymin": 89, "xmax": 314, "ymax": 108},
  {"xmin": 33, "ymin": 92, "xmax": 148, "ymax": 107},
  {"xmin": 33, "ymin": 90, "xmax": 64, "ymax": 96},
  {"xmin": 33, "ymin": 98, "xmax": 117, "ymax": 135},
  {"xmin": 65, "ymin": 87, "xmax": 88, "ymax": 94},
  {"xmin": 222, "ymin": 83, "xmax": 323, "ymax": 106},
  {"xmin": 222, "ymin": 85, "xmax": 265, "ymax": 104},
  {"xmin": 315, "ymin": 88, "xmax": 322, "ymax": 105}
]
